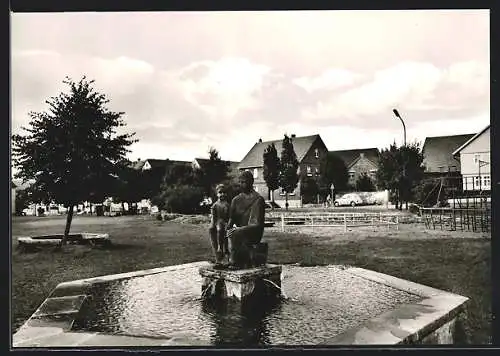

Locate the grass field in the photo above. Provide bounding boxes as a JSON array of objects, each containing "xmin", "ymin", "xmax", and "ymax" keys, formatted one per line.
[{"xmin": 11, "ymin": 214, "xmax": 491, "ymax": 344}]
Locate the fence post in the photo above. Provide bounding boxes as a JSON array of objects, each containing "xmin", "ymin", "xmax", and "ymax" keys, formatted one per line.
[
  {"xmin": 311, "ymin": 215, "xmax": 314, "ymax": 232},
  {"xmin": 344, "ymin": 213, "xmax": 347, "ymax": 232},
  {"xmin": 281, "ymin": 213, "xmax": 285, "ymax": 233},
  {"xmin": 396, "ymin": 216, "xmax": 399, "ymax": 230}
]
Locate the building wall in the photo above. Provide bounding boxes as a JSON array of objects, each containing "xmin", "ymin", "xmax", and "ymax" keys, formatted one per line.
[
  {"xmin": 458, "ymin": 128, "xmax": 490, "ymax": 191},
  {"xmin": 347, "ymin": 156, "xmax": 378, "ymax": 186},
  {"xmin": 459, "ymin": 127, "xmax": 490, "ymax": 176}
]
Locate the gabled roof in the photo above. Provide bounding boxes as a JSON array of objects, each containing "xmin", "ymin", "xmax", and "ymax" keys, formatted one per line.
[
  {"xmin": 238, "ymin": 134, "xmax": 322, "ymax": 169},
  {"xmin": 452, "ymin": 125, "xmax": 491, "ymax": 156},
  {"xmin": 132, "ymin": 159, "xmax": 191, "ymax": 171},
  {"xmin": 422, "ymin": 133, "xmax": 475, "ymax": 172},
  {"xmin": 329, "ymin": 148, "xmax": 380, "ymax": 168},
  {"xmin": 193, "ymin": 158, "xmax": 239, "ymax": 169}
]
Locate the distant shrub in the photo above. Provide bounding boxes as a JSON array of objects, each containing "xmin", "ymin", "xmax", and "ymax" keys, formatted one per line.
[{"xmin": 163, "ymin": 185, "xmax": 205, "ymax": 214}]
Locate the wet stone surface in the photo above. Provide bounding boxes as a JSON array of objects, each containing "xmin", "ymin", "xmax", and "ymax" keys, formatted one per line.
[{"xmin": 71, "ymin": 265, "xmax": 422, "ymax": 346}]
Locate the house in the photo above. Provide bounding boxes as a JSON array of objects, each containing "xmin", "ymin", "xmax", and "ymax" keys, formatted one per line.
[
  {"xmin": 422, "ymin": 133, "xmax": 475, "ymax": 176},
  {"xmin": 133, "ymin": 158, "xmax": 191, "ymax": 172},
  {"xmin": 192, "ymin": 158, "xmax": 240, "ymax": 179},
  {"xmin": 328, "ymin": 148, "xmax": 380, "ymax": 187},
  {"xmin": 238, "ymin": 134, "xmax": 329, "ymax": 208},
  {"xmin": 452, "ymin": 125, "xmax": 491, "ymax": 192}
]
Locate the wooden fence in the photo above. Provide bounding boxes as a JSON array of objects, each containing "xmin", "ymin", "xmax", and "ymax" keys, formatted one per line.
[{"xmin": 419, "ymin": 207, "xmax": 491, "ymax": 233}]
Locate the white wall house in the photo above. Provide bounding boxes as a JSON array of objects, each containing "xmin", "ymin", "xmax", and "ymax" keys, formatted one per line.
[{"xmin": 452, "ymin": 125, "xmax": 491, "ymax": 191}]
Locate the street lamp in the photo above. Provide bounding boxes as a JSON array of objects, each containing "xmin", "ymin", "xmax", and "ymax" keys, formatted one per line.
[
  {"xmin": 392, "ymin": 109, "xmax": 406, "ymax": 146},
  {"xmin": 393, "ymin": 109, "xmax": 407, "ymax": 210}
]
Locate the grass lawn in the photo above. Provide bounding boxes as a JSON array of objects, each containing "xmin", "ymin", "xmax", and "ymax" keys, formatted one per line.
[{"xmin": 11, "ymin": 214, "xmax": 491, "ymax": 344}]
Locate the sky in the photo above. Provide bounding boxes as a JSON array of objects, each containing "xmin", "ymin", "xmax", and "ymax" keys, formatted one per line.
[{"xmin": 11, "ymin": 10, "xmax": 490, "ymax": 163}]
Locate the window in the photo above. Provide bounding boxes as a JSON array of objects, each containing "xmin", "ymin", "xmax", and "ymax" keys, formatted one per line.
[
  {"xmin": 474, "ymin": 154, "xmax": 481, "ymax": 164},
  {"xmin": 483, "ymin": 175, "xmax": 491, "ymax": 188},
  {"xmin": 314, "ymin": 148, "xmax": 320, "ymax": 159},
  {"xmin": 315, "ymin": 167, "xmax": 320, "ymax": 175},
  {"xmin": 348, "ymin": 171, "xmax": 356, "ymax": 180},
  {"xmin": 474, "ymin": 176, "xmax": 481, "ymax": 188},
  {"xmin": 280, "ymin": 188, "xmax": 295, "ymax": 196},
  {"xmin": 369, "ymin": 169, "xmax": 377, "ymax": 178},
  {"xmin": 253, "ymin": 168, "xmax": 258, "ymax": 179},
  {"xmin": 306, "ymin": 166, "xmax": 312, "ymax": 176}
]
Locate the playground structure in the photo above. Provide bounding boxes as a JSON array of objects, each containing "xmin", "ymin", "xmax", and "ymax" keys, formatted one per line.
[
  {"xmin": 266, "ymin": 211, "xmax": 400, "ymax": 232},
  {"xmin": 418, "ymin": 174, "xmax": 491, "ymax": 233}
]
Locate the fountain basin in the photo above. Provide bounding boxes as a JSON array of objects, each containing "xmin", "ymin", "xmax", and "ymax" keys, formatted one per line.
[
  {"xmin": 17, "ymin": 233, "xmax": 111, "ymax": 249},
  {"xmin": 12, "ymin": 261, "xmax": 468, "ymax": 347}
]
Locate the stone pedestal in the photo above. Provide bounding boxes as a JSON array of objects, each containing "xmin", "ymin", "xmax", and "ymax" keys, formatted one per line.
[{"xmin": 199, "ymin": 264, "xmax": 282, "ymax": 301}]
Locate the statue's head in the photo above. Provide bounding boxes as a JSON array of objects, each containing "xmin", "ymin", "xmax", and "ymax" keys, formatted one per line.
[
  {"xmin": 239, "ymin": 170, "xmax": 254, "ymax": 193},
  {"xmin": 215, "ymin": 183, "xmax": 227, "ymax": 201}
]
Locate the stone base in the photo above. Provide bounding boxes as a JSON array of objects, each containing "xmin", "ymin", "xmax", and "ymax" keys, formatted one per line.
[{"xmin": 199, "ymin": 264, "xmax": 282, "ymax": 301}]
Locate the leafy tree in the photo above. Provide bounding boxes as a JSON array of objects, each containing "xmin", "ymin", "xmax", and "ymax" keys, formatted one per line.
[
  {"xmin": 196, "ymin": 147, "xmax": 230, "ymax": 198},
  {"xmin": 355, "ymin": 173, "xmax": 376, "ymax": 192},
  {"xmin": 318, "ymin": 152, "xmax": 348, "ymax": 197},
  {"xmin": 279, "ymin": 134, "xmax": 299, "ymax": 210},
  {"xmin": 300, "ymin": 176, "xmax": 319, "ymax": 204},
  {"xmin": 263, "ymin": 143, "xmax": 280, "ymax": 206},
  {"xmin": 11, "ymin": 76, "xmax": 137, "ymax": 246},
  {"xmin": 160, "ymin": 185, "xmax": 205, "ymax": 214},
  {"xmin": 14, "ymin": 188, "xmax": 32, "ymax": 216},
  {"xmin": 112, "ymin": 160, "xmax": 145, "ymax": 214},
  {"xmin": 376, "ymin": 142, "xmax": 425, "ymax": 210}
]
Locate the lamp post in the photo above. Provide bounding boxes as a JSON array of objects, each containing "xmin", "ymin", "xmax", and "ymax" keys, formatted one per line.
[
  {"xmin": 392, "ymin": 109, "xmax": 406, "ymax": 146},
  {"xmin": 393, "ymin": 109, "xmax": 407, "ymax": 210}
]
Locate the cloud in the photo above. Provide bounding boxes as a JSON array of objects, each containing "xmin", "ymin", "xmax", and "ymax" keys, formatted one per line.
[
  {"xmin": 293, "ymin": 68, "xmax": 363, "ymax": 93},
  {"xmin": 300, "ymin": 60, "xmax": 489, "ymax": 127},
  {"xmin": 174, "ymin": 57, "xmax": 272, "ymax": 119}
]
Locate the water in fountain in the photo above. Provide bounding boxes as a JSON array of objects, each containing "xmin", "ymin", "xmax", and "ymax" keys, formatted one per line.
[{"xmin": 72, "ymin": 265, "xmax": 421, "ymax": 346}]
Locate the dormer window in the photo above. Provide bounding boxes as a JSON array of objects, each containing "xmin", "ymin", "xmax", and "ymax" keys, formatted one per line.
[
  {"xmin": 315, "ymin": 148, "xmax": 320, "ymax": 159},
  {"xmin": 306, "ymin": 166, "xmax": 312, "ymax": 176}
]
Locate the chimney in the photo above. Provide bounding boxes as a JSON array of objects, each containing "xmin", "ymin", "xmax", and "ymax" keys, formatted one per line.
[
  {"xmin": 258, "ymin": 138, "xmax": 262, "ymax": 143},
  {"xmin": 291, "ymin": 134, "xmax": 296, "ymax": 138}
]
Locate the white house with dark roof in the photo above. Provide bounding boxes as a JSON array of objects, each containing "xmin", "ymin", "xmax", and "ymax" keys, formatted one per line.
[
  {"xmin": 238, "ymin": 134, "xmax": 329, "ymax": 207},
  {"xmin": 452, "ymin": 125, "xmax": 491, "ymax": 191}
]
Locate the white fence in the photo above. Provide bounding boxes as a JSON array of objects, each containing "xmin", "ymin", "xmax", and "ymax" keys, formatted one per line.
[{"xmin": 266, "ymin": 212, "xmax": 399, "ymax": 232}]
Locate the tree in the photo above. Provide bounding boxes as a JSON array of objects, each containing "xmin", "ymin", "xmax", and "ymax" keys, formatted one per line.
[
  {"xmin": 263, "ymin": 143, "xmax": 280, "ymax": 206},
  {"xmin": 112, "ymin": 160, "xmax": 144, "ymax": 215},
  {"xmin": 14, "ymin": 189, "xmax": 32, "ymax": 216},
  {"xmin": 300, "ymin": 176, "xmax": 319, "ymax": 204},
  {"xmin": 11, "ymin": 76, "xmax": 137, "ymax": 246},
  {"xmin": 279, "ymin": 134, "xmax": 299, "ymax": 210},
  {"xmin": 196, "ymin": 147, "xmax": 230, "ymax": 198},
  {"xmin": 355, "ymin": 173, "xmax": 376, "ymax": 192},
  {"xmin": 376, "ymin": 142, "xmax": 424, "ymax": 210},
  {"xmin": 319, "ymin": 152, "xmax": 348, "ymax": 197}
]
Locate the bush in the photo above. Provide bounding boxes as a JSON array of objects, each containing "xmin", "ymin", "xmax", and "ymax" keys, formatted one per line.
[
  {"xmin": 355, "ymin": 173, "xmax": 376, "ymax": 192},
  {"xmin": 163, "ymin": 185, "xmax": 205, "ymax": 214}
]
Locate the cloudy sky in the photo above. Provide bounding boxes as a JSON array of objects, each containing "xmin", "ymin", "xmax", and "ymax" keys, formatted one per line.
[{"xmin": 11, "ymin": 10, "xmax": 489, "ymax": 163}]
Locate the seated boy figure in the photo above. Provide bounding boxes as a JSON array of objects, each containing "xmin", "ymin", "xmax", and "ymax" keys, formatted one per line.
[{"xmin": 209, "ymin": 184, "xmax": 230, "ymax": 266}]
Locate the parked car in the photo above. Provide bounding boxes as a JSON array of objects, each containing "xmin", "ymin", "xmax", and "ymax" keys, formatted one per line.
[{"xmin": 334, "ymin": 193, "xmax": 364, "ymax": 207}]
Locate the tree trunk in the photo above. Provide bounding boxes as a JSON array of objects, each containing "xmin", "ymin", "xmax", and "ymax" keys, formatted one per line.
[
  {"xmin": 60, "ymin": 205, "xmax": 74, "ymax": 247},
  {"xmin": 89, "ymin": 202, "xmax": 93, "ymax": 215},
  {"xmin": 121, "ymin": 201, "xmax": 125, "ymax": 215},
  {"xmin": 285, "ymin": 192, "xmax": 289, "ymax": 210},
  {"xmin": 271, "ymin": 189, "xmax": 275, "ymax": 211}
]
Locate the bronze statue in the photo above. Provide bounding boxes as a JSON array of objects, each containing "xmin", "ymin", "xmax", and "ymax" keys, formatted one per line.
[
  {"xmin": 209, "ymin": 184, "xmax": 230, "ymax": 266},
  {"xmin": 226, "ymin": 170, "xmax": 266, "ymax": 269}
]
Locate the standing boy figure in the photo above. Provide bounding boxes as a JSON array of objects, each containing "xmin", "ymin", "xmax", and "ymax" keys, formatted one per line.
[{"xmin": 209, "ymin": 184, "xmax": 230, "ymax": 266}]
